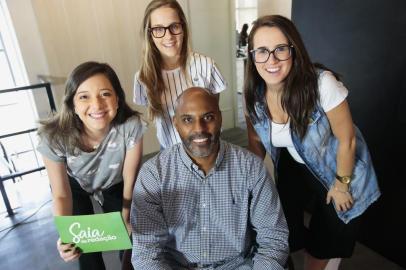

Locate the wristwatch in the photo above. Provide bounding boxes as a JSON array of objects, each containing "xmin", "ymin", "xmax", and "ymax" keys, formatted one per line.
[{"xmin": 336, "ymin": 174, "xmax": 352, "ymax": 184}]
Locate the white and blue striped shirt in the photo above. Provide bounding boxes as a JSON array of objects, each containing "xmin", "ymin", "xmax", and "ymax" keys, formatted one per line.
[
  {"xmin": 133, "ymin": 52, "xmax": 227, "ymax": 148},
  {"xmin": 131, "ymin": 140, "xmax": 289, "ymax": 269}
]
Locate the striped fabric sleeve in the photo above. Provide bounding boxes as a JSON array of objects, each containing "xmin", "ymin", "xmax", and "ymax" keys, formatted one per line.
[
  {"xmin": 208, "ymin": 61, "xmax": 227, "ymax": 94},
  {"xmin": 133, "ymin": 72, "xmax": 149, "ymax": 106}
]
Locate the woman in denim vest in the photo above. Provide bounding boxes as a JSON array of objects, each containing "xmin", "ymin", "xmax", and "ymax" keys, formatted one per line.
[{"xmin": 244, "ymin": 15, "xmax": 380, "ymax": 270}]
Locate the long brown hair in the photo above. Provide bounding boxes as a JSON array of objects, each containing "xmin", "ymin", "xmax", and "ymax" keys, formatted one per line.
[
  {"xmin": 38, "ymin": 61, "xmax": 139, "ymax": 155},
  {"xmin": 139, "ymin": 0, "xmax": 190, "ymax": 120},
  {"xmin": 244, "ymin": 15, "xmax": 319, "ymax": 139}
]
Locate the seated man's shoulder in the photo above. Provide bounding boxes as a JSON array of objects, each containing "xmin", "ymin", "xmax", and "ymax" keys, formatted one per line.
[
  {"xmin": 222, "ymin": 142, "xmax": 269, "ymax": 188},
  {"xmin": 223, "ymin": 141, "xmax": 264, "ymax": 165},
  {"xmin": 141, "ymin": 143, "xmax": 181, "ymax": 170}
]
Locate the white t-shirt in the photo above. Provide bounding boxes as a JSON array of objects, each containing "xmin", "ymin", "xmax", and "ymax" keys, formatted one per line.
[
  {"xmin": 134, "ymin": 52, "xmax": 227, "ymax": 148},
  {"xmin": 271, "ymin": 71, "xmax": 348, "ymax": 163}
]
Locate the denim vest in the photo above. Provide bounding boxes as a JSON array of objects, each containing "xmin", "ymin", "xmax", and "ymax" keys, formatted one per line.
[{"xmin": 249, "ymin": 84, "xmax": 381, "ymax": 224}]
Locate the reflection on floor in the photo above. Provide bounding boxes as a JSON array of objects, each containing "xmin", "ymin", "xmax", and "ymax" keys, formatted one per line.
[
  {"xmin": 0, "ymin": 173, "xmax": 80, "ymax": 270},
  {"xmin": 1, "ymin": 128, "xmax": 404, "ymax": 270}
]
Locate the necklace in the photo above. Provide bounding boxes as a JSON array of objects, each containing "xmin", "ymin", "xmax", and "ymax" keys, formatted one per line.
[
  {"xmin": 83, "ymin": 136, "xmax": 101, "ymax": 151},
  {"xmin": 83, "ymin": 130, "xmax": 107, "ymax": 151}
]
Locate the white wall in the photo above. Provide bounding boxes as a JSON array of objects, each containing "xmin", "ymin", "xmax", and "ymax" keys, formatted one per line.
[
  {"xmin": 5, "ymin": 0, "xmax": 48, "ymax": 84},
  {"xmin": 187, "ymin": 0, "xmax": 235, "ymax": 130},
  {"xmin": 257, "ymin": 0, "xmax": 292, "ymax": 18},
  {"xmin": 5, "ymin": 0, "xmax": 52, "ymax": 118}
]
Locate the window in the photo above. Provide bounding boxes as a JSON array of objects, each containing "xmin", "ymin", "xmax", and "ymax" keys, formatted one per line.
[
  {"xmin": 0, "ymin": 0, "xmax": 38, "ymax": 133},
  {"xmin": 0, "ymin": 1, "xmax": 42, "ymax": 181},
  {"xmin": 235, "ymin": 0, "xmax": 257, "ymax": 33}
]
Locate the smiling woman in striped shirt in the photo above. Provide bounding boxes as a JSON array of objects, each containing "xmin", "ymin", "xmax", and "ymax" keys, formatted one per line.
[{"xmin": 134, "ymin": 0, "xmax": 227, "ymax": 149}]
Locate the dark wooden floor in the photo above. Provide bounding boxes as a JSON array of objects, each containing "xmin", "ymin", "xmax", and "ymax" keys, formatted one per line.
[{"xmin": 0, "ymin": 128, "xmax": 404, "ymax": 270}]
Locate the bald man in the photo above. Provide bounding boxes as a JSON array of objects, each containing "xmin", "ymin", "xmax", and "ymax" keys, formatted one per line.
[{"xmin": 131, "ymin": 87, "xmax": 289, "ymax": 269}]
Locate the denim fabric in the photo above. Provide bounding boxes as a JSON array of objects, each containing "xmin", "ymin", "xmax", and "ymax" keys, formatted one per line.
[{"xmin": 249, "ymin": 83, "xmax": 381, "ymax": 224}]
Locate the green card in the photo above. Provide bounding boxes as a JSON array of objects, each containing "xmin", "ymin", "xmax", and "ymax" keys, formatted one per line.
[{"xmin": 54, "ymin": 212, "xmax": 132, "ymax": 253}]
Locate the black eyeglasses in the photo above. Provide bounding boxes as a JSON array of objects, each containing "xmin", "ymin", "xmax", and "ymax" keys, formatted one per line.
[
  {"xmin": 149, "ymin": 22, "xmax": 183, "ymax": 38},
  {"xmin": 250, "ymin": 45, "xmax": 294, "ymax": 63}
]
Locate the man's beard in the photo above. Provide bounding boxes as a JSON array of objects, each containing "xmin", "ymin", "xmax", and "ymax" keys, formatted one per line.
[{"xmin": 181, "ymin": 131, "xmax": 220, "ymax": 158}]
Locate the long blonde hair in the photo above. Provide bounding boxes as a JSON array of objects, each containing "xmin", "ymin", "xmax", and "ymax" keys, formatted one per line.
[{"xmin": 139, "ymin": 0, "xmax": 190, "ymax": 120}]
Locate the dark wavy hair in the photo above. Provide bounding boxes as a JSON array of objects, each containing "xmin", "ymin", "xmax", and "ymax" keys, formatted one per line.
[
  {"xmin": 244, "ymin": 15, "xmax": 319, "ymax": 139},
  {"xmin": 38, "ymin": 61, "xmax": 139, "ymax": 154}
]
